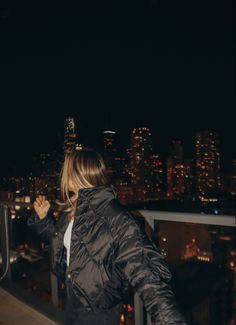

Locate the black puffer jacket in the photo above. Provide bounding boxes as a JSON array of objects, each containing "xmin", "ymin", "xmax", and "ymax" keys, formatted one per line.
[{"xmin": 27, "ymin": 184, "xmax": 187, "ymax": 324}]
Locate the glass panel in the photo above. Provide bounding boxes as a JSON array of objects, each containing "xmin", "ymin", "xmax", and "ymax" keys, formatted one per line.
[
  {"xmin": 155, "ymin": 220, "xmax": 235, "ymax": 325},
  {"xmin": 2, "ymin": 204, "xmax": 61, "ymax": 306}
]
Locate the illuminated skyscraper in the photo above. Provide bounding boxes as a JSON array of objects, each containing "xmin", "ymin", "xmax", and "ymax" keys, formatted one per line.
[
  {"xmin": 221, "ymin": 159, "xmax": 236, "ymax": 198},
  {"xmin": 195, "ymin": 131, "xmax": 221, "ymax": 199},
  {"xmin": 103, "ymin": 130, "xmax": 117, "ymax": 181},
  {"xmin": 183, "ymin": 159, "xmax": 195, "ymax": 196},
  {"xmin": 115, "ymin": 148, "xmax": 134, "ymax": 205},
  {"xmin": 64, "ymin": 117, "xmax": 82, "ymax": 153},
  {"xmin": 130, "ymin": 127, "xmax": 153, "ymax": 202},
  {"xmin": 166, "ymin": 141, "xmax": 194, "ymax": 199},
  {"xmin": 124, "ymin": 147, "xmax": 132, "ymax": 181},
  {"xmin": 151, "ymin": 154, "xmax": 165, "ymax": 199},
  {"xmin": 167, "ymin": 141, "xmax": 183, "ymax": 199}
]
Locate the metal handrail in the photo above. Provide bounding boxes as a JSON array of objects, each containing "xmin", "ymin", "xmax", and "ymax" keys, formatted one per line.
[{"xmin": 138, "ymin": 210, "xmax": 236, "ymax": 228}]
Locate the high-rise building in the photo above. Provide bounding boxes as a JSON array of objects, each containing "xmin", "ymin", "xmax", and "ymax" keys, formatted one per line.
[
  {"xmin": 166, "ymin": 141, "xmax": 194, "ymax": 199},
  {"xmin": 103, "ymin": 130, "xmax": 117, "ymax": 182},
  {"xmin": 166, "ymin": 141, "xmax": 183, "ymax": 199},
  {"xmin": 195, "ymin": 131, "xmax": 221, "ymax": 199},
  {"xmin": 130, "ymin": 127, "xmax": 153, "ymax": 202},
  {"xmin": 222, "ymin": 159, "xmax": 236, "ymax": 197},
  {"xmin": 64, "ymin": 117, "xmax": 81, "ymax": 153},
  {"xmin": 113, "ymin": 156, "xmax": 125, "ymax": 184},
  {"xmin": 123, "ymin": 147, "xmax": 132, "ymax": 182},
  {"xmin": 151, "ymin": 154, "xmax": 165, "ymax": 199},
  {"xmin": 183, "ymin": 159, "xmax": 195, "ymax": 196},
  {"xmin": 115, "ymin": 148, "xmax": 135, "ymax": 204}
]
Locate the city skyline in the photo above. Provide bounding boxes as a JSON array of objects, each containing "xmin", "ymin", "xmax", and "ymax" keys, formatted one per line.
[
  {"xmin": 1, "ymin": 118, "xmax": 235, "ymax": 207},
  {"xmin": 0, "ymin": 114, "xmax": 235, "ymax": 176}
]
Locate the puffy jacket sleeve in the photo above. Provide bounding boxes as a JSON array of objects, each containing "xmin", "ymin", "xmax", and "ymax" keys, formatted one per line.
[
  {"xmin": 109, "ymin": 208, "xmax": 187, "ymax": 325},
  {"xmin": 27, "ymin": 208, "xmax": 56, "ymax": 242}
]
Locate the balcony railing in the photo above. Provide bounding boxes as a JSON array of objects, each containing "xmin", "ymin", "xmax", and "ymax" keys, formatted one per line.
[
  {"xmin": 0, "ymin": 201, "xmax": 235, "ymax": 325},
  {"xmin": 0, "ymin": 201, "xmax": 65, "ymax": 324},
  {"xmin": 135, "ymin": 209, "xmax": 236, "ymax": 325}
]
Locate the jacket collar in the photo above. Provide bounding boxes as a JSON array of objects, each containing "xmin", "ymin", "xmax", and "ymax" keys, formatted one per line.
[
  {"xmin": 57, "ymin": 184, "xmax": 117, "ymax": 240},
  {"xmin": 77, "ymin": 183, "xmax": 117, "ymax": 215}
]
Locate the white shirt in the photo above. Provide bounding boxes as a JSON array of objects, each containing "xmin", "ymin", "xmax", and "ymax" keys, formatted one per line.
[{"xmin": 63, "ymin": 218, "xmax": 74, "ymax": 266}]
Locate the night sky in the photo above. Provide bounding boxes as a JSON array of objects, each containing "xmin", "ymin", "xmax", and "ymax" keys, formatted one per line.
[{"xmin": 0, "ymin": 0, "xmax": 235, "ymax": 176}]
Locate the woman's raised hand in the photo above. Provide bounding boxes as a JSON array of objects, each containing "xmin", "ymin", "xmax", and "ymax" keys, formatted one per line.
[{"xmin": 33, "ymin": 195, "xmax": 51, "ymax": 220}]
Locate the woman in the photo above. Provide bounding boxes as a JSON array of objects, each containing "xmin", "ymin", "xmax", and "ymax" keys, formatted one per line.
[{"xmin": 27, "ymin": 148, "xmax": 187, "ymax": 325}]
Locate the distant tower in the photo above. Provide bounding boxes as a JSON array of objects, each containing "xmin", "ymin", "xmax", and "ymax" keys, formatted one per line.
[
  {"xmin": 196, "ymin": 131, "xmax": 221, "ymax": 199},
  {"xmin": 151, "ymin": 154, "xmax": 165, "ymax": 199},
  {"xmin": 166, "ymin": 140, "xmax": 184, "ymax": 199},
  {"xmin": 103, "ymin": 130, "xmax": 117, "ymax": 181},
  {"xmin": 130, "ymin": 127, "xmax": 153, "ymax": 202},
  {"xmin": 166, "ymin": 141, "xmax": 194, "ymax": 199},
  {"xmin": 64, "ymin": 117, "xmax": 82, "ymax": 153}
]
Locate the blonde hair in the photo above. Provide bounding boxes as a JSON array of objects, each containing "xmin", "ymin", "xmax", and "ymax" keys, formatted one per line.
[{"xmin": 57, "ymin": 148, "xmax": 110, "ymax": 220}]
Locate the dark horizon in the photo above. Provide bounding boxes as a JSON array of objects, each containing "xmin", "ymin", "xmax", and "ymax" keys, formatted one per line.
[{"xmin": 0, "ymin": 0, "xmax": 235, "ymax": 176}]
